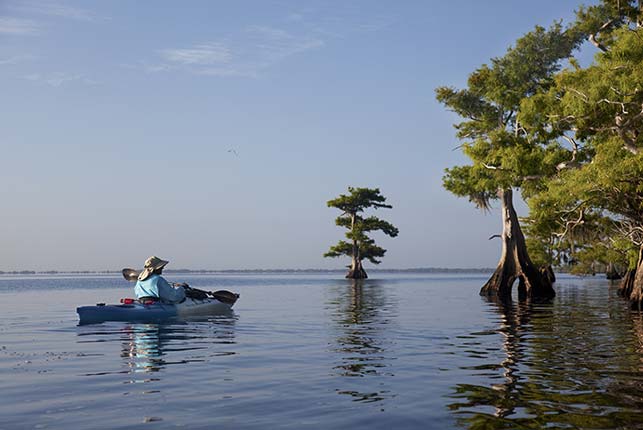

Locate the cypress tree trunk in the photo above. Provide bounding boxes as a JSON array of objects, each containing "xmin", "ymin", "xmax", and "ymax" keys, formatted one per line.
[
  {"xmin": 620, "ymin": 268, "xmax": 636, "ymax": 298},
  {"xmin": 479, "ymin": 189, "xmax": 556, "ymax": 300},
  {"xmin": 540, "ymin": 265, "xmax": 556, "ymax": 284},
  {"xmin": 346, "ymin": 259, "xmax": 368, "ymax": 279},
  {"xmin": 606, "ymin": 262, "xmax": 622, "ymax": 280},
  {"xmin": 346, "ymin": 212, "xmax": 368, "ymax": 279},
  {"xmin": 629, "ymin": 246, "xmax": 643, "ymax": 310}
]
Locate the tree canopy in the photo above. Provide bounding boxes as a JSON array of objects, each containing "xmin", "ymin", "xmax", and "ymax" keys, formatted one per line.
[
  {"xmin": 508, "ymin": 0, "xmax": 643, "ymax": 306},
  {"xmin": 519, "ymin": 0, "xmax": 643, "ymax": 274},
  {"xmin": 436, "ymin": 22, "xmax": 584, "ymax": 209}
]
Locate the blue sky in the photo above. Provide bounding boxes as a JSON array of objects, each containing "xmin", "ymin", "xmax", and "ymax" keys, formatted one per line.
[{"xmin": 1, "ymin": 0, "xmax": 597, "ymax": 271}]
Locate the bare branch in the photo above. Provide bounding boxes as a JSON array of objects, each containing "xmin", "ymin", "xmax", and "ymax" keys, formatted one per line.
[
  {"xmin": 588, "ymin": 19, "xmax": 615, "ymax": 53},
  {"xmin": 562, "ymin": 135, "xmax": 579, "ymax": 153},
  {"xmin": 610, "ymin": 86, "xmax": 641, "ymax": 97},
  {"xmin": 555, "ymin": 208, "xmax": 586, "ymax": 239},
  {"xmin": 619, "ymin": 103, "xmax": 643, "ymax": 128},
  {"xmin": 482, "ymin": 163, "xmax": 503, "ymax": 170},
  {"xmin": 614, "ymin": 219, "xmax": 643, "ymax": 246},
  {"xmin": 589, "ymin": 34, "xmax": 609, "ymax": 52},
  {"xmin": 566, "ymin": 87, "xmax": 590, "ymax": 103},
  {"xmin": 557, "ymin": 135, "xmax": 581, "ymax": 170},
  {"xmin": 598, "ymin": 98, "xmax": 629, "ymax": 114},
  {"xmin": 616, "ymin": 127, "xmax": 640, "ymax": 154}
]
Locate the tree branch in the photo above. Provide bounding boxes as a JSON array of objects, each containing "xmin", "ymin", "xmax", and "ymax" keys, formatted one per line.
[
  {"xmin": 588, "ymin": 19, "xmax": 614, "ymax": 53},
  {"xmin": 614, "ymin": 219, "xmax": 643, "ymax": 246},
  {"xmin": 566, "ymin": 87, "xmax": 590, "ymax": 103},
  {"xmin": 555, "ymin": 208, "xmax": 585, "ymax": 239},
  {"xmin": 598, "ymin": 97, "xmax": 629, "ymax": 114},
  {"xmin": 556, "ymin": 135, "xmax": 581, "ymax": 170},
  {"xmin": 482, "ymin": 163, "xmax": 503, "ymax": 170},
  {"xmin": 617, "ymin": 128, "xmax": 640, "ymax": 154}
]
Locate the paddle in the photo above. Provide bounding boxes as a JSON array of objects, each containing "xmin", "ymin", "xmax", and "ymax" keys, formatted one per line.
[{"xmin": 121, "ymin": 268, "xmax": 239, "ymax": 305}]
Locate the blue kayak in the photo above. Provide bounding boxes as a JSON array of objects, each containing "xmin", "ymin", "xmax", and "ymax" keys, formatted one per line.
[{"xmin": 77, "ymin": 295, "xmax": 237, "ymax": 324}]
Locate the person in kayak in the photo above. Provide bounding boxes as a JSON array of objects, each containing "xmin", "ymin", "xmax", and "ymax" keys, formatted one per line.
[{"xmin": 135, "ymin": 256, "xmax": 186, "ymax": 303}]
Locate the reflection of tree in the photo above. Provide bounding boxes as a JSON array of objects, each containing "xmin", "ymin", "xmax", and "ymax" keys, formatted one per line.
[
  {"xmin": 450, "ymin": 297, "xmax": 534, "ymax": 422},
  {"xmin": 613, "ymin": 313, "xmax": 643, "ymax": 402},
  {"xmin": 328, "ymin": 279, "xmax": 397, "ymax": 403},
  {"xmin": 450, "ymin": 288, "xmax": 643, "ymax": 429},
  {"xmin": 486, "ymin": 299, "xmax": 531, "ymax": 418},
  {"xmin": 631, "ymin": 314, "xmax": 643, "ymax": 359}
]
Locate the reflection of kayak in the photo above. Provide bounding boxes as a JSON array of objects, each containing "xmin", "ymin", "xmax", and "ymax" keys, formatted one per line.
[{"xmin": 77, "ymin": 294, "xmax": 238, "ymax": 324}]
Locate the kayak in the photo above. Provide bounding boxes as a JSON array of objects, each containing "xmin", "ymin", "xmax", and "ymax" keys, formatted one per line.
[{"xmin": 77, "ymin": 295, "xmax": 237, "ymax": 324}]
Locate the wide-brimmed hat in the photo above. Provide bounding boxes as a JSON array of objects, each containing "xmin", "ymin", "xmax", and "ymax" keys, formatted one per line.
[{"xmin": 137, "ymin": 256, "xmax": 169, "ymax": 281}]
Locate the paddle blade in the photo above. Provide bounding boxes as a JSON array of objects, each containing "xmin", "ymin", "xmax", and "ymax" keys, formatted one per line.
[
  {"xmin": 122, "ymin": 268, "xmax": 140, "ymax": 282},
  {"xmin": 212, "ymin": 290, "xmax": 240, "ymax": 305}
]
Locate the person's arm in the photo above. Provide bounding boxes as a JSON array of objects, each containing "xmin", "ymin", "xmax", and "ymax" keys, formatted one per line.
[{"xmin": 156, "ymin": 276, "xmax": 186, "ymax": 303}]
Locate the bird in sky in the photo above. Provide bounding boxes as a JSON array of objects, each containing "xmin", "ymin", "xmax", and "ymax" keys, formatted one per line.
[{"xmin": 227, "ymin": 149, "xmax": 239, "ymax": 156}]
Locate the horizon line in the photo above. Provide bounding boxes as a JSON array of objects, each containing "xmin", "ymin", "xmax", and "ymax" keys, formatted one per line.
[{"xmin": 0, "ymin": 267, "xmax": 498, "ymax": 274}]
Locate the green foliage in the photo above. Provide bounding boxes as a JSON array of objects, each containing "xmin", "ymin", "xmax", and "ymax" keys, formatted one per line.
[
  {"xmin": 437, "ymin": 22, "xmax": 583, "ymax": 209},
  {"xmin": 574, "ymin": 0, "xmax": 642, "ymax": 47},
  {"xmin": 524, "ymin": 187, "xmax": 634, "ymax": 272},
  {"xmin": 519, "ymin": 3, "xmax": 643, "ymax": 270},
  {"xmin": 324, "ymin": 187, "xmax": 399, "ymax": 266},
  {"xmin": 326, "ymin": 187, "xmax": 392, "ymax": 213},
  {"xmin": 529, "ymin": 27, "xmax": 643, "ymax": 148},
  {"xmin": 323, "ymin": 241, "xmax": 352, "ymax": 259}
]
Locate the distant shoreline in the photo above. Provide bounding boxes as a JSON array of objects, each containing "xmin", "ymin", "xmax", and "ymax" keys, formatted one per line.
[{"xmin": 0, "ymin": 268, "xmax": 497, "ymax": 275}]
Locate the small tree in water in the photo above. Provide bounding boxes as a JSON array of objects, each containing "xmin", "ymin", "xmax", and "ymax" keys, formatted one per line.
[{"xmin": 325, "ymin": 187, "xmax": 399, "ymax": 279}]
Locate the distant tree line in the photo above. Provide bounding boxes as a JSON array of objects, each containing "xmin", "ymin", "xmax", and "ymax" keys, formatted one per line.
[
  {"xmin": 0, "ymin": 270, "xmax": 113, "ymax": 275},
  {"xmin": 0, "ymin": 271, "xmax": 38, "ymax": 275}
]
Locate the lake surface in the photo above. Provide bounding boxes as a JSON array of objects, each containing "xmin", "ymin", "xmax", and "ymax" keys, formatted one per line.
[{"xmin": 1, "ymin": 272, "xmax": 643, "ymax": 429}]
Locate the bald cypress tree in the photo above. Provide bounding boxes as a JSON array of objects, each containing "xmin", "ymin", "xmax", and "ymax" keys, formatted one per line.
[
  {"xmin": 325, "ymin": 187, "xmax": 399, "ymax": 279},
  {"xmin": 436, "ymin": 23, "xmax": 583, "ymax": 300}
]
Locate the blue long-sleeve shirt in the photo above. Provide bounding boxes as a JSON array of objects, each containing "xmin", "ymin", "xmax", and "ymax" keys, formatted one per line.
[{"xmin": 135, "ymin": 274, "xmax": 186, "ymax": 303}]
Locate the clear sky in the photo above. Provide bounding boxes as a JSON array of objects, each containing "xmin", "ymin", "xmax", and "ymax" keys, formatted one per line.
[{"xmin": 1, "ymin": 0, "xmax": 598, "ymax": 271}]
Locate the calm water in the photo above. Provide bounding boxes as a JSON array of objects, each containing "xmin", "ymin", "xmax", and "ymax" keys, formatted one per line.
[{"xmin": 1, "ymin": 272, "xmax": 643, "ymax": 429}]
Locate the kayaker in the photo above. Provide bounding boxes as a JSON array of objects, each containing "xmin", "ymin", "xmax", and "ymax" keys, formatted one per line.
[{"xmin": 135, "ymin": 256, "xmax": 186, "ymax": 303}]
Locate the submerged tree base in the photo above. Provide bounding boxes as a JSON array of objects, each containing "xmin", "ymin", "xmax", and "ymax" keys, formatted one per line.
[
  {"xmin": 617, "ymin": 247, "xmax": 643, "ymax": 310},
  {"xmin": 607, "ymin": 271, "xmax": 623, "ymax": 281},
  {"xmin": 619, "ymin": 269, "xmax": 636, "ymax": 298},
  {"xmin": 606, "ymin": 263, "xmax": 622, "ymax": 281},
  {"xmin": 479, "ymin": 189, "xmax": 556, "ymax": 301},
  {"xmin": 346, "ymin": 262, "xmax": 368, "ymax": 279},
  {"xmin": 480, "ymin": 263, "xmax": 555, "ymax": 301},
  {"xmin": 541, "ymin": 265, "xmax": 556, "ymax": 284}
]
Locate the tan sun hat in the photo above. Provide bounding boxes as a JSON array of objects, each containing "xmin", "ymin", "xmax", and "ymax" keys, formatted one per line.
[{"xmin": 137, "ymin": 256, "xmax": 169, "ymax": 281}]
